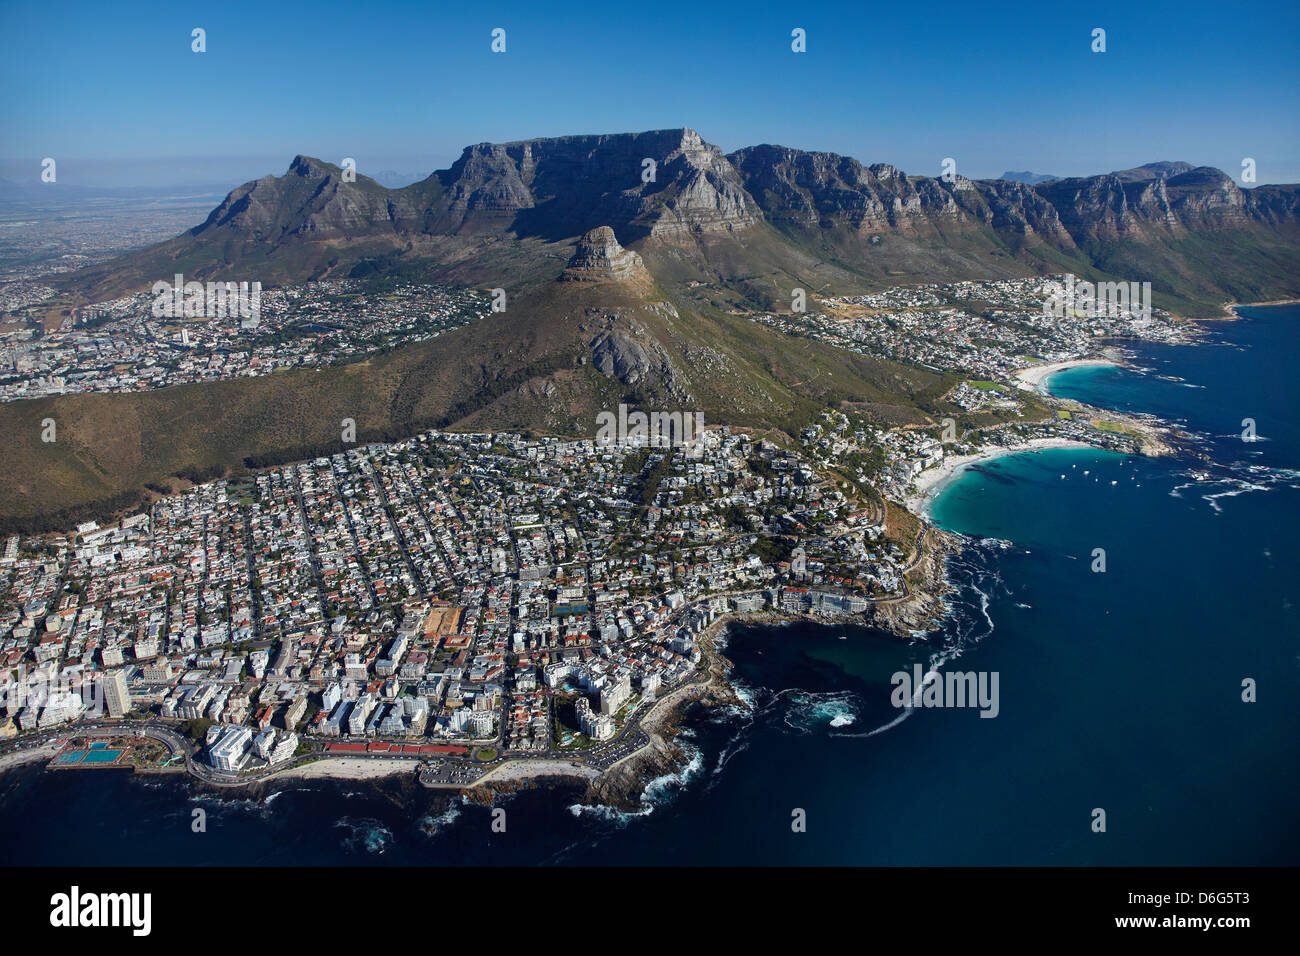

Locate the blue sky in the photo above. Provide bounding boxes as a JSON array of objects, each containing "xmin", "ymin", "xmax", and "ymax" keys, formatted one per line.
[{"xmin": 2, "ymin": 0, "xmax": 1298, "ymax": 187}]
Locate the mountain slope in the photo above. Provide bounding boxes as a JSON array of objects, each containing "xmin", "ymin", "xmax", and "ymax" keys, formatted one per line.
[{"xmin": 5, "ymin": 227, "xmax": 955, "ymax": 530}]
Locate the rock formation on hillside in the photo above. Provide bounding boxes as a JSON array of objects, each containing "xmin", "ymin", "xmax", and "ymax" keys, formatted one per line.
[{"xmin": 560, "ymin": 227, "xmax": 650, "ymax": 282}]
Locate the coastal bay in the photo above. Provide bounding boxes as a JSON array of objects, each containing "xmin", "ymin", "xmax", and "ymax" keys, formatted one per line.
[
  {"xmin": 1012, "ymin": 357, "xmax": 1119, "ymax": 390},
  {"xmin": 903, "ymin": 437, "xmax": 1097, "ymax": 514}
]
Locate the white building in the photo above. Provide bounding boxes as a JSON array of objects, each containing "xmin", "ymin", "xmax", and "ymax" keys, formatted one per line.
[
  {"xmin": 102, "ymin": 669, "xmax": 130, "ymax": 718},
  {"xmin": 209, "ymin": 726, "xmax": 253, "ymax": 773}
]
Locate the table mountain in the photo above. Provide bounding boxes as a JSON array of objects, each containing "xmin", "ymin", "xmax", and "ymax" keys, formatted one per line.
[{"xmin": 60, "ymin": 127, "xmax": 1299, "ymax": 316}]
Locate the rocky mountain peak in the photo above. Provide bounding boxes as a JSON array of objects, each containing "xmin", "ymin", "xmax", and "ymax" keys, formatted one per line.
[
  {"xmin": 561, "ymin": 226, "xmax": 650, "ymax": 282},
  {"xmin": 674, "ymin": 127, "xmax": 711, "ymax": 164},
  {"xmin": 288, "ymin": 155, "xmax": 333, "ymax": 179}
]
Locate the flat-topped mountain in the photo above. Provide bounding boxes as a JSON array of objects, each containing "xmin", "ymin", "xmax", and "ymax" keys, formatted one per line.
[
  {"xmin": 1109, "ymin": 161, "xmax": 1196, "ymax": 182},
  {"xmin": 1001, "ymin": 171, "xmax": 1058, "ymax": 185},
  {"xmin": 59, "ymin": 127, "xmax": 1300, "ymax": 316}
]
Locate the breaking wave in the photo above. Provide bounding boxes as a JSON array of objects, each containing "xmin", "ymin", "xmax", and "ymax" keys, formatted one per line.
[{"xmin": 334, "ymin": 816, "xmax": 394, "ymax": 855}]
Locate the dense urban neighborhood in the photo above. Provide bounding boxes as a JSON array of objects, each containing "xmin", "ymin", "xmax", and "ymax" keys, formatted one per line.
[
  {"xmin": 0, "ymin": 426, "xmax": 931, "ymax": 781},
  {"xmin": 0, "ymin": 279, "xmax": 487, "ymax": 401},
  {"xmin": 0, "ymin": 266, "xmax": 1191, "ymax": 783}
]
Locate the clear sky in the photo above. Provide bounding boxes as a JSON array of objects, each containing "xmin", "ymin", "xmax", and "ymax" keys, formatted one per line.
[{"xmin": 2, "ymin": 0, "xmax": 1298, "ymax": 188}]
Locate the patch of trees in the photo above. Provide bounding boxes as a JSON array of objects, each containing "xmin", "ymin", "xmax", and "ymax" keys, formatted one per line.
[
  {"xmin": 0, "ymin": 489, "xmax": 148, "ymax": 536},
  {"xmin": 174, "ymin": 463, "xmax": 227, "ymax": 484}
]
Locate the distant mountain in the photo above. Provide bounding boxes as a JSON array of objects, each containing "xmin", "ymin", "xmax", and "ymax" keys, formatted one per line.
[
  {"xmin": 370, "ymin": 170, "xmax": 428, "ymax": 189},
  {"xmin": 58, "ymin": 128, "xmax": 1300, "ymax": 319},
  {"xmin": 1001, "ymin": 171, "xmax": 1059, "ymax": 184},
  {"xmin": 1109, "ymin": 161, "xmax": 1196, "ymax": 182}
]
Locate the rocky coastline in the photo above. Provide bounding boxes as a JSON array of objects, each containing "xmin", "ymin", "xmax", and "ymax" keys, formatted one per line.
[{"xmin": 534, "ymin": 529, "xmax": 964, "ymax": 810}]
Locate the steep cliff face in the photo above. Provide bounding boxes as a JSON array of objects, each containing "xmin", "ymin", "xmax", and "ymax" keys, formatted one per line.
[
  {"xmin": 728, "ymin": 145, "xmax": 935, "ymax": 233},
  {"xmin": 152, "ymin": 134, "xmax": 1300, "ymax": 252},
  {"xmin": 432, "ymin": 127, "xmax": 758, "ymax": 240},
  {"xmin": 641, "ymin": 128, "xmax": 758, "ymax": 238},
  {"xmin": 972, "ymin": 179, "xmax": 1075, "ymax": 243},
  {"xmin": 200, "ymin": 129, "xmax": 760, "ymax": 245},
  {"xmin": 1248, "ymin": 182, "xmax": 1300, "ymax": 225},
  {"xmin": 130, "ymin": 133, "xmax": 1300, "ymax": 254},
  {"xmin": 729, "ymin": 146, "xmax": 1296, "ymax": 247}
]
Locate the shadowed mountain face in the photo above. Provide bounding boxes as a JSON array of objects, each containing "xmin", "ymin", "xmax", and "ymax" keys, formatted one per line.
[
  {"xmin": 439, "ymin": 127, "xmax": 758, "ymax": 241},
  {"xmin": 58, "ymin": 127, "xmax": 1300, "ymax": 314}
]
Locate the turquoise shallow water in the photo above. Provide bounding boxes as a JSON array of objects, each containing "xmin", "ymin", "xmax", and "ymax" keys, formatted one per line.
[{"xmin": 1, "ymin": 308, "xmax": 1296, "ymax": 866}]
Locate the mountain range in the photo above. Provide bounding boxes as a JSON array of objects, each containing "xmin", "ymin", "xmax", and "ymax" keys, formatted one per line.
[
  {"xmin": 7, "ymin": 127, "xmax": 1298, "ymax": 529},
  {"xmin": 60, "ymin": 127, "xmax": 1300, "ymax": 316}
]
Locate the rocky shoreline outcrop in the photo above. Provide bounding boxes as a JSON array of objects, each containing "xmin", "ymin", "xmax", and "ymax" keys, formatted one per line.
[
  {"xmin": 869, "ymin": 526, "xmax": 963, "ymax": 636},
  {"xmin": 581, "ymin": 629, "xmax": 739, "ymax": 811},
  {"xmin": 571, "ymin": 534, "xmax": 965, "ymax": 809}
]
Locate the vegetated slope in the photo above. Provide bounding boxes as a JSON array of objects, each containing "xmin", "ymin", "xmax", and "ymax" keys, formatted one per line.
[{"xmin": 5, "ymin": 228, "xmax": 953, "ymax": 530}]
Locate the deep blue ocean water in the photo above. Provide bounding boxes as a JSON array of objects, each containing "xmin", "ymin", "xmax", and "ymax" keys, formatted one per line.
[{"xmin": 2, "ymin": 307, "xmax": 1296, "ymax": 866}]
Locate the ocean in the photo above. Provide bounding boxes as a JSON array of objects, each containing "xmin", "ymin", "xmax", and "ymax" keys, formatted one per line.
[{"xmin": 2, "ymin": 306, "xmax": 1296, "ymax": 866}]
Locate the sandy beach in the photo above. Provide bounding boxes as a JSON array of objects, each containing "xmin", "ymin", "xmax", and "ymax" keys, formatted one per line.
[
  {"xmin": 904, "ymin": 436, "xmax": 1098, "ymax": 515},
  {"xmin": 0, "ymin": 739, "xmax": 61, "ymax": 774},
  {"xmin": 1013, "ymin": 357, "xmax": 1117, "ymax": 389}
]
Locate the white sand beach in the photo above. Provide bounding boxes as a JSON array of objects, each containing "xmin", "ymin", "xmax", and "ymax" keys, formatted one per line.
[
  {"xmin": 1013, "ymin": 358, "xmax": 1117, "ymax": 389},
  {"xmin": 904, "ymin": 437, "xmax": 1098, "ymax": 515}
]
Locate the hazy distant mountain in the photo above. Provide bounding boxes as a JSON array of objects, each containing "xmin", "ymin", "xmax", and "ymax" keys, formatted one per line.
[
  {"xmin": 1109, "ymin": 161, "xmax": 1196, "ymax": 182},
  {"xmin": 1000, "ymin": 171, "xmax": 1058, "ymax": 184},
  {"xmin": 370, "ymin": 170, "xmax": 428, "ymax": 189}
]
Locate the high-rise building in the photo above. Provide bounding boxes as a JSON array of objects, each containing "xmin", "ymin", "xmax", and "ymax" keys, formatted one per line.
[
  {"xmin": 103, "ymin": 669, "xmax": 130, "ymax": 717},
  {"xmin": 599, "ymin": 675, "xmax": 631, "ymax": 715},
  {"xmin": 209, "ymin": 726, "xmax": 253, "ymax": 773}
]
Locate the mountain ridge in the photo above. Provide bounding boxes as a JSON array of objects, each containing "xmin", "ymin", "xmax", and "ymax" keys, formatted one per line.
[{"xmin": 55, "ymin": 127, "xmax": 1300, "ymax": 316}]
